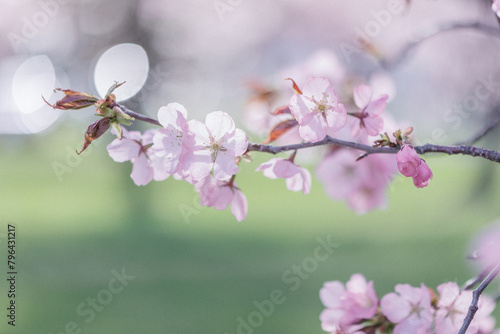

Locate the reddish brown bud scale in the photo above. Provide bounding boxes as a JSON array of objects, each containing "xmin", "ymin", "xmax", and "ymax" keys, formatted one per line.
[
  {"xmin": 263, "ymin": 118, "xmax": 298, "ymax": 144},
  {"xmin": 77, "ymin": 117, "xmax": 112, "ymax": 154},
  {"xmin": 272, "ymin": 105, "xmax": 292, "ymax": 115},
  {"xmin": 43, "ymin": 89, "xmax": 98, "ymax": 110}
]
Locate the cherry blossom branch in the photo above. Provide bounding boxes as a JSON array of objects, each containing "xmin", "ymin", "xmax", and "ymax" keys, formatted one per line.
[
  {"xmin": 414, "ymin": 144, "xmax": 500, "ymax": 163},
  {"xmin": 457, "ymin": 264, "xmax": 500, "ymax": 334},
  {"xmin": 118, "ymin": 105, "xmax": 500, "ymax": 164},
  {"xmin": 249, "ymin": 136, "xmax": 500, "ymax": 164},
  {"xmin": 381, "ymin": 21, "xmax": 500, "ymax": 69},
  {"xmin": 247, "ymin": 136, "xmax": 396, "ymax": 155}
]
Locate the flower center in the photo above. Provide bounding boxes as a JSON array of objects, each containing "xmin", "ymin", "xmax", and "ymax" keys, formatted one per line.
[
  {"xmin": 206, "ymin": 134, "xmax": 227, "ymax": 162},
  {"xmin": 309, "ymin": 93, "xmax": 332, "ymax": 116}
]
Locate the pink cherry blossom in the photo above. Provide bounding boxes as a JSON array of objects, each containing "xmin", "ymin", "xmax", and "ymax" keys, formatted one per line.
[
  {"xmin": 289, "ymin": 76, "xmax": 347, "ymax": 143},
  {"xmin": 350, "ymin": 85, "xmax": 387, "ymax": 138},
  {"xmin": 153, "ymin": 103, "xmax": 193, "ymax": 175},
  {"xmin": 435, "ymin": 282, "xmax": 496, "ymax": 334},
  {"xmin": 194, "ymin": 175, "xmax": 248, "ymax": 221},
  {"xmin": 107, "ymin": 128, "xmax": 169, "ymax": 186},
  {"xmin": 316, "ymin": 149, "xmax": 396, "ymax": 214},
  {"xmin": 471, "ymin": 222, "xmax": 500, "ymax": 271},
  {"xmin": 256, "ymin": 158, "xmax": 311, "ymax": 194},
  {"xmin": 396, "ymin": 145, "xmax": 432, "ymax": 188},
  {"xmin": 184, "ymin": 111, "xmax": 248, "ymax": 182},
  {"xmin": 380, "ymin": 283, "xmax": 433, "ymax": 334},
  {"xmin": 319, "ymin": 274, "xmax": 378, "ymax": 331}
]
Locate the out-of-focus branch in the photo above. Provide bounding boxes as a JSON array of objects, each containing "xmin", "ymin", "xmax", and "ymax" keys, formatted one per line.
[
  {"xmin": 457, "ymin": 111, "xmax": 500, "ymax": 145},
  {"xmin": 381, "ymin": 22, "xmax": 500, "ymax": 69},
  {"xmin": 462, "ymin": 267, "xmax": 492, "ymax": 291},
  {"xmin": 458, "ymin": 265, "xmax": 499, "ymax": 334}
]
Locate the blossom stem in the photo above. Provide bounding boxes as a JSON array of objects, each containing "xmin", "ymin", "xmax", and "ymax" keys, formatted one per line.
[
  {"xmin": 118, "ymin": 105, "xmax": 162, "ymax": 127},
  {"xmin": 457, "ymin": 264, "xmax": 500, "ymax": 334}
]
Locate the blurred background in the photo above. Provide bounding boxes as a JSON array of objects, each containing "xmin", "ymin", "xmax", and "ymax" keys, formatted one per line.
[{"xmin": 2, "ymin": 0, "xmax": 500, "ymax": 333}]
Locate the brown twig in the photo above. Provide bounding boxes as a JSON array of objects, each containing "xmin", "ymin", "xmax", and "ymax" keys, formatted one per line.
[{"xmin": 457, "ymin": 265, "xmax": 500, "ymax": 334}]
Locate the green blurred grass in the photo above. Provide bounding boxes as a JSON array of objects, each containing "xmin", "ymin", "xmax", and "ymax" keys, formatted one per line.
[{"xmin": 1, "ymin": 128, "xmax": 500, "ymax": 333}]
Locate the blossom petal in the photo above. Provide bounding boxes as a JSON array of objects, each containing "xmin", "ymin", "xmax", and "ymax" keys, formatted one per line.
[
  {"xmin": 353, "ymin": 85, "xmax": 373, "ymax": 109},
  {"xmin": 213, "ymin": 149, "xmax": 238, "ymax": 181},
  {"xmin": 256, "ymin": 158, "xmax": 280, "ymax": 179},
  {"xmin": 365, "ymin": 94, "xmax": 388, "ymax": 116},
  {"xmin": 325, "ymin": 103, "xmax": 347, "ymax": 132},
  {"xmin": 302, "ymin": 76, "xmax": 331, "ymax": 97},
  {"xmin": 107, "ymin": 138, "xmax": 140, "ymax": 162},
  {"xmin": 184, "ymin": 150, "xmax": 213, "ymax": 181},
  {"xmin": 273, "ymin": 159, "xmax": 299, "ymax": 178},
  {"xmin": 299, "ymin": 113, "xmax": 327, "ymax": 142},
  {"xmin": 226, "ymin": 128, "xmax": 248, "ymax": 157},
  {"xmin": 188, "ymin": 119, "xmax": 211, "ymax": 147},
  {"xmin": 290, "ymin": 94, "xmax": 310, "ymax": 123},
  {"xmin": 286, "ymin": 167, "xmax": 311, "ymax": 194},
  {"xmin": 381, "ymin": 292, "xmax": 410, "ymax": 323},
  {"xmin": 157, "ymin": 103, "xmax": 188, "ymax": 128},
  {"xmin": 130, "ymin": 154, "xmax": 153, "ymax": 186},
  {"xmin": 320, "ymin": 281, "xmax": 345, "ymax": 309},
  {"xmin": 205, "ymin": 111, "xmax": 235, "ymax": 140},
  {"xmin": 231, "ymin": 189, "xmax": 248, "ymax": 222}
]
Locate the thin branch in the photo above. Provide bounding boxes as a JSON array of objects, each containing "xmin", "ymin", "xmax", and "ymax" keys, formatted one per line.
[
  {"xmin": 381, "ymin": 21, "xmax": 500, "ymax": 69},
  {"xmin": 247, "ymin": 136, "xmax": 396, "ymax": 155},
  {"xmin": 414, "ymin": 144, "xmax": 500, "ymax": 163},
  {"xmin": 249, "ymin": 137, "xmax": 500, "ymax": 164},
  {"xmin": 457, "ymin": 265, "xmax": 500, "ymax": 334},
  {"xmin": 457, "ymin": 111, "xmax": 500, "ymax": 145},
  {"xmin": 119, "ymin": 105, "xmax": 161, "ymax": 127}
]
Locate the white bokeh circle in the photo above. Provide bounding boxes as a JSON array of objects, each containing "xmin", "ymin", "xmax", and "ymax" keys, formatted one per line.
[{"xmin": 94, "ymin": 43, "xmax": 149, "ymax": 101}]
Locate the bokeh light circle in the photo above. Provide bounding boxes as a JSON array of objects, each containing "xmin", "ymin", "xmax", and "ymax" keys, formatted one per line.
[
  {"xmin": 12, "ymin": 55, "xmax": 56, "ymax": 114},
  {"xmin": 94, "ymin": 43, "xmax": 149, "ymax": 101}
]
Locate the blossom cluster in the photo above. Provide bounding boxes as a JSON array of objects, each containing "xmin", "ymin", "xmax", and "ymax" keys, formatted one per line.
[
  {"xmin": 319, "ymin": 274, "xmax": 496, "ymax": 334},
  {"xmin": 107, "ymin": 103, "xmax": 250, "ymax": 221},
  {"xmin": 100, "ymin": 74, "xmax": 433, "ymax": 221}
]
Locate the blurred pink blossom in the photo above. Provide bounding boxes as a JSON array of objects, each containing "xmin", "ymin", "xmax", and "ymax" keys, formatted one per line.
[
  {"xmin": 435, "ymin": 282, "xmax": 495, "ymax": 334},
  {"xmin": 319, "ymin": 274, "xmax": 378, "ymax": 331},
  {"xmin": 471, "ymin": 222, "xmax": 500, "ymax": 271},
  {"xmin": 316, "ymin": 149, "xmax": 396, "ymax": 214},
  {"xmin": 350, "ymin": 84, "xmax": 387, "ymax": 138}
]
